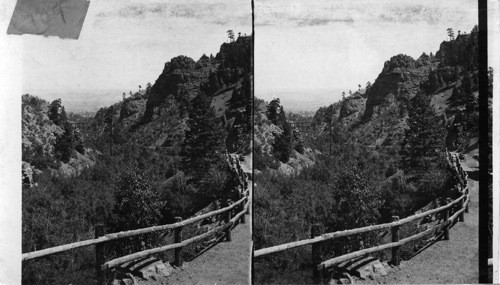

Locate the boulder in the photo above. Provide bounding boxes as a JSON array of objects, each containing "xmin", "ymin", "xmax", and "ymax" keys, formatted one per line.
[
  {"xmin": 372, "ymin": 260, "xmax": 387, "ymax": 276},
  {"xmin": 119, "ymin": 257, "xmax": 174, "ymax": 281},
  {"xmin": 337, "ymin": 256, "xmax": 388, "ymax": 280}
]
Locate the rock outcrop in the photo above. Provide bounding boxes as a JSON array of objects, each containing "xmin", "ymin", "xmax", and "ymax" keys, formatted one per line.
[
  {"xmin": 89, "ymin": 35, "xmax": 253, "ymax": 161},
  {"xmin": 362, "ymin": 54, "xmax": 434, "ymax": 121},
  {"xmin": 312, "ymin": 26, "xmax": 479, "ymax": 149}
]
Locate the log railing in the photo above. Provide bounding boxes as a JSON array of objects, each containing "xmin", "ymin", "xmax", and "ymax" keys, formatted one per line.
[
  {"xmin": 254, "ymin": 151, "xmax": 470, "ymax": 283},
  {"xmin": 23, "ymin": 153, "xmax": 251, "ymax": 284}
]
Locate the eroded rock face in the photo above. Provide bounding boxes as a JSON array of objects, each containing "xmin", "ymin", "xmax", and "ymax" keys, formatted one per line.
[
  {"xmin": 363, "ymin": 54, "xmax": 433, "ymax": 120},
  {"xmin": 436, "ymin": 33, "xmax": 478, "ymax": 68},
  {"xmin": 120, "ymin": 98, "xmax": 145, "ymax": 120},
  {"xmin": 142, "ymin": 36, "xmax": 253, "ymax": 124}
]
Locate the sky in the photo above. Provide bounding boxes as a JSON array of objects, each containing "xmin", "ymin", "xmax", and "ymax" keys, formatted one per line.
[
  {"xmin": 21, "ymin": 0, "xmax": 252, "ymax": 107},
  {"xmin": 255, "ymin": 0, "xmax": 478, "ymax": 106}
]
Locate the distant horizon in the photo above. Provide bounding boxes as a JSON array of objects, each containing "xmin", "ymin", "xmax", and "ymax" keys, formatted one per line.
[
  {"xmin": 255, "ymin": 0, "xmax": 477, "ymax": 105},
  {"xmin": 22, "ymin": 88, "xmax": 126, "ymax": 113},
  {"xmin": 256, "ymin": 88, "xmax": 344, "ymax": 113},
  {"xmin": 21, "ymin": 0, "xmax": 251, "ymax": 106}
]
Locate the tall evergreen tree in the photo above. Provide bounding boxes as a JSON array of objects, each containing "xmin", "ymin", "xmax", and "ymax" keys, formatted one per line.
[
  {"xmin": 400, "ymin": 93, "xmax": 446, "ymax": 175},
  {"xmin": 266, "ymin": 98, "xmax": 284, "ymax": 125},
  {"xmin": 266, "ymin": 98, "xmax": 292, "ymax": 163},
  {"xmin": 182, "ymin": 92, "xmax": 226, "ymax": 179},
  {"xmin": 48, "ymin": 98, "xmax": 67, "ymax": 126}
]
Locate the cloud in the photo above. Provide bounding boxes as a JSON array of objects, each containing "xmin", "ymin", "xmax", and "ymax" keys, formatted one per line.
[
  {"xmin": 255, "ymin": 1, "xmax": 476, "ymax": 27},
  {"xmin": 294, "ymin": 16, "xmax": 354, "ymax": 27},
  {"xmin": 95, "ymin": 2, "xmax": 250, "ymax": 27},
  {"xmin": 378, "ymin": 4, "xmax": 444, "ymax": 24},
  {"xmin": 96, "ymin": 4, "xmax": 168, "ymax": 19},
  {"xmin": 169, "ymin": 5, "xmax": 200, "ymax": 19}
]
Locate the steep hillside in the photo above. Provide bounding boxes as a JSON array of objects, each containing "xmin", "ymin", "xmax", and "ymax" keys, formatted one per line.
[
  {"xmin": 253, "ymin": 97, "xmax": 317, "ymax": 175},
  {"xmin": 91, "ymin": 35, "xmax": 252, "ymax": 155},
  {"xmin": 314, "ymin": 26, "xmax": 479, "ymax": 152},
  {"xmin": 22, "ymin": 95, "xmax": 98, "ymax": 185}
]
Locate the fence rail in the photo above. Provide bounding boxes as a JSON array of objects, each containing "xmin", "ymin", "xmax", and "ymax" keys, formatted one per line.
[
  {"xmin": 22, "ymin": 192, "xmax": 249, "ymax": 261},
  {"xmin": 102, "ymin": 200, "xmax": 250, "ymax": 270},
  {"xmin": 254, "ymin": 151, "xmax": 470, "ymax": 283},
  {"xmin": 23, "ymin": 153, "xmax": 251, "ymax": 284}
]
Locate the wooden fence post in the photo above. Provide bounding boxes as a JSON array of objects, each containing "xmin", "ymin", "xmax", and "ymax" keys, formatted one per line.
[
  {"xmin": 95, "ymin": 224, "xmax": 106, "ymax": 285},
  {"xmin": 391, "ymin": 216, "xmax": 400, "ymax": 266},
  {"xmin": 239, "ymin": 188, "xmax": 246, "ymax": 224},
  {"xmin": 459, "ymin": 195, "xmax": 465, "ymax": 222},
  {"xmin": 311, "ymin": 223, "xmax": 323, "ymax": 284},
  {"xmin": 465, "ymin": 187, "xmax": 469, "ymax": 213},
  {"xmin": 225, "ymin": 199, "xmax": 232, "ymax": 242},
  {"xmin": 444, "ymin": 201, "xmax": 450, "ymax": 241},
  {"xmin": 245, "ymin": 189, "xmax": 250, "ymax": 215},
  {"xmin": 174, "ymin": 217, "xmax": 183, "ymax": 267}
]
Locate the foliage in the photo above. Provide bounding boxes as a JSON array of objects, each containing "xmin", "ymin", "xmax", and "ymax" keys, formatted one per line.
[
  {"xmin": 53, "ymin": 122, "xmax": 75, "ymax": 163},
  {"xmin": 266, "ymin": 98, "xmax": 293, "ymax": 163},
  {"xmin": 22, "ymin": 161, "xmax": 116, "ymax": 285},
  {"xmin": 400, "ymin": 93, "xmax": 446, "ymax": 175},
  {"xmin": 48, "ymin": 98, "xmax": 68, "ymax": 126},
  {"xmin": 109, "ymin": 165, "xmax": 166, "ymax": 255},
  {"xmin": 254, "ymin": 157, "xmax": 384, "ymax": 284},
  {"xmin": 446, "ymin": 28, "xmax": 454, "ymax": 40},
  {"xmin": 22, "ymin": 143, "xmax": 61, "ymax": 170},
  {"xmin": 22, "ymin": 94, "xmax": 47, "ymax": 112},
  {"xmin": 181, "ymin": 92, "xmax": 227, "ymax": 179}
]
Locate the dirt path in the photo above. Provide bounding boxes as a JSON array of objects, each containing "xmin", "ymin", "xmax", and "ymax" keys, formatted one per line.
[
  {"xmin": 163, "ymin": 220, "xmax": 251, "ymax": 285},
  {"xmin": 141, "ymin": 183, "xmax": 252, "ymax": 285},
  {"xmin": 368, "ymin": 158, "xmax": 479, "ymax": 284}
]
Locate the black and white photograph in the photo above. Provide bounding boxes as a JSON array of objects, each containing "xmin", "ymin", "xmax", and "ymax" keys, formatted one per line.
[
  {"xmin": 253, "ymin": 0, "xmax": 494, "ymax": 284},
  {"xmin": 5, "ymin": 0, "xmax": 253, "ymax": 284}
]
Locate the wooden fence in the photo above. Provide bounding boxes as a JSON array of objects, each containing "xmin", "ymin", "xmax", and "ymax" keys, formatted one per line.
[
  {"xmin": 23, "ymin": 154, "xmax": 251, "ymax": 284},
  {"xmin": 254, "ymin": 151, "xmax": 470, "ymax": 283}
]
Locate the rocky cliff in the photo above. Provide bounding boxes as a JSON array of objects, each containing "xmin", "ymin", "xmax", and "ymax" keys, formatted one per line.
[
  {"xmin": 313, "ymin": 26, "xmax": 479, "ymax": 151},
  {"xmin": 91, "ymin": 35, "xmax": 253, "ymax": 155}
]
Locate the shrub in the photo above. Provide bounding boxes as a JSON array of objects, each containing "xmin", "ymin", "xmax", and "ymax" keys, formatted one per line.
[{"xmin": 109, "ymin": 165, "xmax": 166, "ymax": 255}]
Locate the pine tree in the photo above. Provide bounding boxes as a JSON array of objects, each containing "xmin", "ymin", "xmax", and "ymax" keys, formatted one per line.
[
  {"xmin": 266, "ymin": 98, "xmax": 284, "ymax": 125},
  {"xmin": 48, "ymin": 99, "xmax": 67, "ymax": 126},
  {"xmin": 400, "ymin": 93, "xmax": 446, "ymax": 175},
  {"xmin": 447, "ymin": 28, "xmax": 454, "ymax": 41},
  {"xmin": 182, "ymin": 92, "xmax": 227, "ymax": 179},
  {"xmin": 266, "ymin": 98, "xmax": 292, "ymax": 163},
  {"xmin": 54, "ymin": 122, "xmax": 75, "ymax": 163}
]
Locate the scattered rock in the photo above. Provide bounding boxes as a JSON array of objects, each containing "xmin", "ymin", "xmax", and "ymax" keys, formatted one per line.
[
  {"xmin": 122, "ymin": 278, "xmax": 135, "ymax": 285},
  {"xmin": 372, "ymin": 260, "xmax": 387, "ymax": 276},
  {"xmin": 338, "ymin": 277, "xmax": 352, "ymax": 284},
  {"xmin": 118, "ymin": 257, "xmax": 174, "ymax": 281}
]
